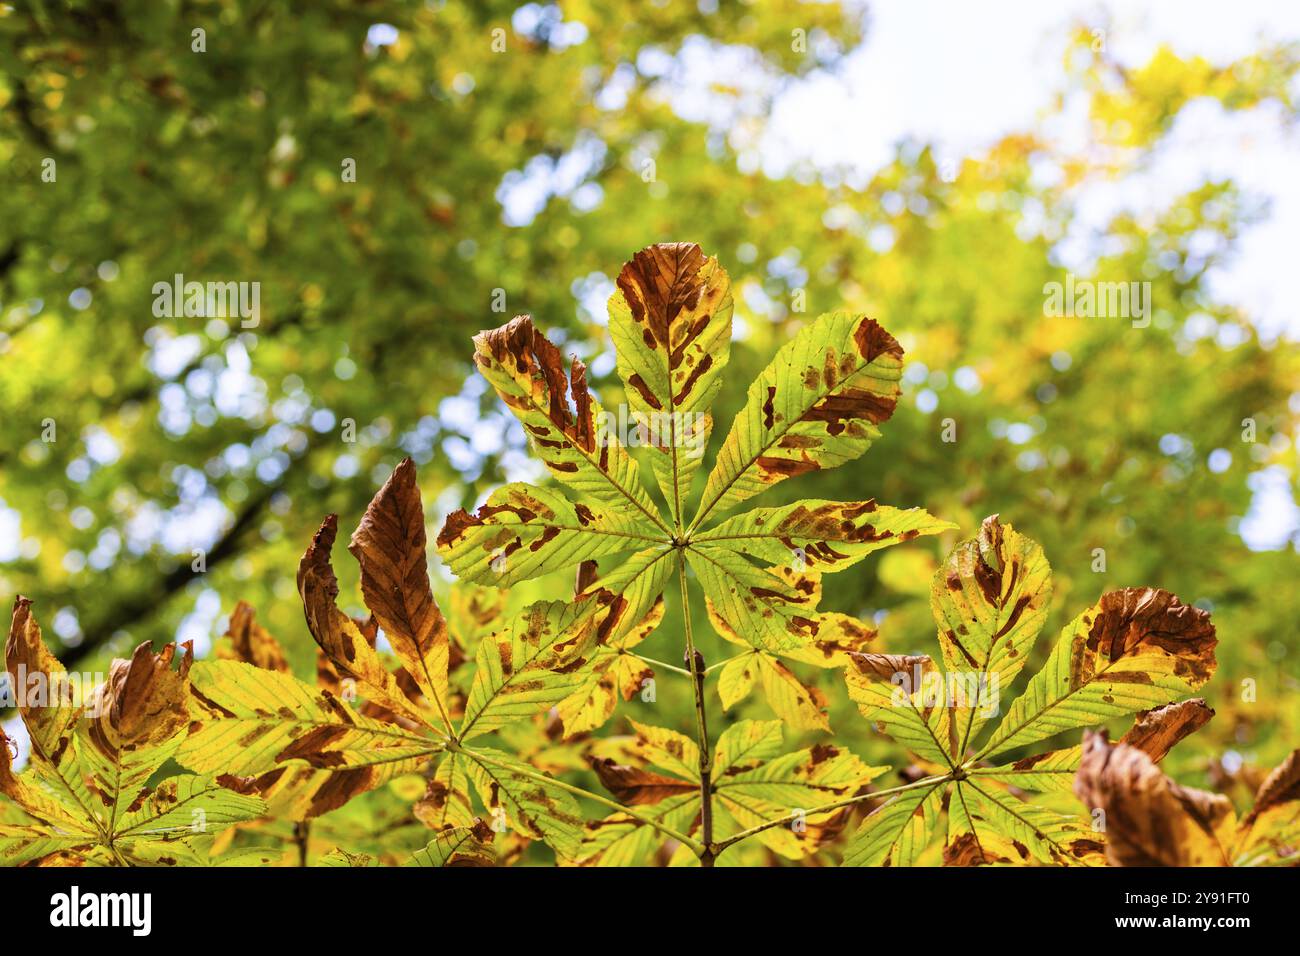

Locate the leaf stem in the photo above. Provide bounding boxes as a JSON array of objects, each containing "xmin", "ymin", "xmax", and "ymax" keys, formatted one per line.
[
  {"xmin": 703, "ymin": 651, "xmax": 750, "ymax": 675},
  {"xmin": 461, "ymin": 746, "xmax": 705, "ymax": 856},
  {"xmin": 711, "ymin": 773, "xmax": 950, "ymax": 856},
  {"xmin": 627, "ymin": 650, "xmax": 747, "ymax": 680},
  {"xmin": 628, "ymin": 652, "xmax": 695, "ymax": 679},
  {"xmin": 676, "ymin": 551, "xmax": 715, "ymax": 866}
]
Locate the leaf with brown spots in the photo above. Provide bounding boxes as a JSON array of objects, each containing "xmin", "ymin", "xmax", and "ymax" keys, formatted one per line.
[
  {"xmin": 843, "ymin": 783, "xmax": 946, "ymax": 867},
  {"xmin": 472, "ymin": 314, "xmax": 666, "ymax": 535},
  {"xmin": 716, "ymin": 650, "xmax": 830, "ymax": 732},
  {"xmin": 686, "ymin": 543, "xmax": 823, "ymax": 653},
  {"xmin": 708, "ymin": 566, "xmax": 878, "ymax": 730},
  {"xmin": 458, "ymin": 599, "xmax": 606, "ymax": 743},
  {"xmin": 579, "ymin": 720, "xmax": 885, "ymax": 865},
  {"xmin": 696, "ymin": 498, "xmax": 954, "ymax": 574},
  {"xmin": 692, "ymin": 310, "xmax": 905, "ymax": 529},
  {"xmin": 437, "ymin": 482, "xmax": 659, "ymax": 588},
  {"xmin": 979, "ymin": 586, "xmax": 1217, "ymax": 760},
  {"xmin": 843, "ymin": 652, "xmax": 957, "ymax": 767},
  {"xmin": 407, "ymin": 822, "xmax": 498, "ymax": 867},
  {"xmin": 179, "ymin": 660, "xmax": 442, "ymax": 819},
  {"xmin": 944, "ymin": 775, "xmax": 1104, "ymax": 867},
  {"xmin": 555, "ymin": 595, "xmax": 663, "ymax": 739},
  {"xmin": 461, "ymin": 746, "xmax": 585, "ymax": 860},
  {"xmin": 607, "ymin": 241, "xmax": 733, "ymax": 526},
  {"xmin": 931, "ymin": 514, "xmax": 1052, "ymax": 758},
  {"xmin": 841, "ymin": 520, "xmax": 1220, "ymax": 867},
  {"xmin": 713, "ymin": 733, "xmax": 887, "ymax": 859}
]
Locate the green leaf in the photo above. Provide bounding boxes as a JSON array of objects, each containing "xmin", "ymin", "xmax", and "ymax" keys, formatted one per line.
[
  {"xmin": 842, "ymin": 783, "xmax": 946, "ymax": 867},
  {"xmin": 607, "ymin": 242, "xmax": 733, "ymax": 526},
  {"xmin": 696, "ymin": 499, "xmax": 954, "ymax": 573},
  {"xmin": 437, "ymin": 482, "xmax": 659, "ymax": 586},
  {"xmin": 931, "ymin": 514, "xmax": 1052, "ymax": 757},
  {"xmin": 693, "ymin": 310, "xmax": 904, "ymax": 529}
]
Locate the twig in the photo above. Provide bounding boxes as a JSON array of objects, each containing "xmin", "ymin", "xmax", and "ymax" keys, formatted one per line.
[{"xmin": 676, "ymin": 551, "xmax": 715, "ymax": 866}]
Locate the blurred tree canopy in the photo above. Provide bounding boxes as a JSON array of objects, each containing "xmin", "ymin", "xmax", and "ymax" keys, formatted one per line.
[{"xmin": 1, "ymin": 0, "xmax": 1297, "ymax": 813}]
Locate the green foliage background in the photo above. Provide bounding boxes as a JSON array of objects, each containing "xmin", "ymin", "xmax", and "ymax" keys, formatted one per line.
[{"xmin": 1, "ymin": 1, "xmax": 1297, "ymax": 863}]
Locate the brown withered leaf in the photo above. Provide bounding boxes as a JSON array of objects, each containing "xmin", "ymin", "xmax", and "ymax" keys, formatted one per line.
[
  {"xmin": 348, "ymin": 457, "xmax": 454, "ymax": 732},
  {"xmin": 297, "ymin": 513, "xmax": 435, "ymax": 729},
  {"xmin": 1074, "ymin": 731, "xmax": 1236, "ymax": 866},
  {"xmin": 217, "ymin": 600, "xmax": 289, "ymax": 673},
  {"xmin": 5, "ymin": 597, "xmax": 79, "ymax": 757},
  {"xmin": 1119, "ymin": 698, "xmax": 1214, "ymax": 763},
  {"xmin": 590, "ymin": 757, "xmax": 698, "ymax": 806}
]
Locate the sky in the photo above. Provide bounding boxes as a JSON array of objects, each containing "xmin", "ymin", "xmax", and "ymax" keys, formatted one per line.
[
  {"xmin": 706, "ymin": 0, "xmax": 1300, "ymax": 551},
  {"xmin": 761, "ymin": 0, "xmax": 1300, "ymax": 341}
]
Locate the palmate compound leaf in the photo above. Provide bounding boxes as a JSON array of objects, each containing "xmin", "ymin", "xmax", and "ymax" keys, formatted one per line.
[
  {"xmin": 577, "ymin": 719, "xmax": 887, "ymax": 865},
  {"xmin": 178, "ymin": 458, "xmax": 597, "ymax": 860},
  {"xmin": 427, "ymin": 242, "xmax": 950, "ymax": 863},
  {"xmin": 440, "ymin": 241, "xmax": 947, "ymax": 709},
  {"xmin": 840, "ymin": 515, "xmax": 1218, "ymax": 866},
  {"xmin": 1, "ymin": 598, "xmax": 268, "ymax": 866},
  {"xmin": 1075, "ymin": 731, "xmax": 1300, "ymax": 867}
]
